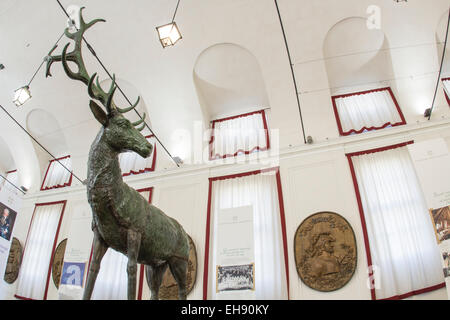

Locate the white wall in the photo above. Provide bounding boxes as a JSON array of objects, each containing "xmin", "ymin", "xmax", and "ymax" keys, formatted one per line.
[{"xmin": 2, "ymin": 120, "xmax": 449, "ymax": 300}]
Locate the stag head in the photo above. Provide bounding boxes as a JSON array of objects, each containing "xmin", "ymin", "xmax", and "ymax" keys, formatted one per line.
[{"xmin": 46, "ymin": 7, "xmax": 152, "ymax": 158}]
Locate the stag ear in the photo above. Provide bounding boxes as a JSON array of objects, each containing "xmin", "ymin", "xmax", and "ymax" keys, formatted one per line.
[{"xmin": 89, "ymin": 100, "xmax": 108, "ymax": 126}]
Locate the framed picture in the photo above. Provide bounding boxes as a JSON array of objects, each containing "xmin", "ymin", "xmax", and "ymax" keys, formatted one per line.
[
  {"xmin": 443, "ymin": 251, "xmax": 450, "ymax": 278},
  {"xmin": 429, "ymin": 205, "xmax": 450, "ymax": 244},
  {"xmin": 216, "ymin": 263, "xmax": 255, "ymax": 293},
  {"xmin": 0, "ymin": 202, "xmax": 17, "ymax": 241}
]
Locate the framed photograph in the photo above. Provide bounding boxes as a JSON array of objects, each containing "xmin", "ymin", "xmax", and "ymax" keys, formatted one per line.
[
  {"xmin": 443, "ymin": 251, "xmax": 450, "ymax": 278},
  {"xmin": 429, "ymin": 205, "xmax": 450, "ymax": 244},
  {"xmin": 216, "ymin": 263, "xmax": 255, "ymax": 293},
  {"xmin": 0, "ymin": 202, "xmax": 17, "ymax": 241}
]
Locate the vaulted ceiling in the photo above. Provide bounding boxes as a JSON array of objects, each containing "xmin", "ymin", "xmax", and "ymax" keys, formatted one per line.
[{"xmin": 0, "ymin": 0, "xmax": 449, "ymax": 191}]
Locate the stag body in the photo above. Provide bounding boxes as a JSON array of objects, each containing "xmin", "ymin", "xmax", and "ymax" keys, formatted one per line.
[
  {"xmin": 85, "ymin": 115, "xmax": 189, "ymax": 300},
  {"xmin": 46, "ymin": 8, "xmax": 189, "ymax": 300}
]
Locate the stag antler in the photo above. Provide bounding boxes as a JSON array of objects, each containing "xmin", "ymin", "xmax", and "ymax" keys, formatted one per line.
[{"xmin": 46, "ymin": 7, "xmax": 144, "ymax": 129}]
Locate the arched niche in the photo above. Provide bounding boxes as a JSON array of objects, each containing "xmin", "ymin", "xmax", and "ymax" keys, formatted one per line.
[
  {"xmin": 436, "ymin": 10, "xmax": 450, "ymax": 77},
  {"xmin": 26, "ymin": 108, "xmax": 69, "ymax": 180},
  {"xmin": 0, "ymin": 136, "xmax": 15, "ymax": 173},
  {"xmin": 100, "ymin": 77, "xmax": 153, "ymax": 135},
  {"xmin": 323, "ymin": 17, "xmax": 395, "ymax": 95},
  {"xmin": 193, "ymin": 43, "xmax": 270, "ymax": 121}
]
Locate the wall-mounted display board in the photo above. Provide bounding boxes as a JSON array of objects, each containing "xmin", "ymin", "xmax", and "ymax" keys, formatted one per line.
[
  {"xmin": 159, "ymin": 234, "xmax": 197, "ymax": 300},
  {"xmin": 3, "ymin": 237, "xmax": 22, "ymax": 284},
  {"xmin": 294, "ymin": 212, "xmax": 357, "ymax": 292},
  {"xmin": 52, "ymin": 238, "xmax": 67, "ymax": 289}
]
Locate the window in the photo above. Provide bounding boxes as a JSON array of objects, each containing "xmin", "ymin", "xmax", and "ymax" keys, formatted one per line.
[
  {"xmin": 209, "ymin": 110, "xmax": 270, "ymax": 160},
  {"xmin": 15, "ymin": 201, "xmax": 66, "ymax": 300},
  {"xmin": 332, "ymin": 87, "xmax": 406, "ymax": 136},
  {"xmin": 0, "ymin": 170, "xmax": 20, "ymax": 196},
  {"xmin": 204, "ymin": 168, "xmax": 289, "ymax": 299},
  {"xmin": 119, "ymin": 136, "xmax": 156, "ymax": 176},
  {"xmin": 41, "ymin": 156, "xmax": 72, "ymax": 191},
  {"xmin": 346, "ymin": 142, "xmax": 444, "ymax": 300},
  {"xmin": 443, "ymin": 77, "xmax": 450, "ymax": 106},
  {"xmin": 89, "ymin": 188, "xmax": 152, "ymax": 300}
]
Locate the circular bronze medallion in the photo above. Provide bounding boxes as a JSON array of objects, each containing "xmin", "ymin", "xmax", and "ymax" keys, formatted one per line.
[
  {"xmin": 159, "ymin": 234, "xmax": 197, "ymax": 300},
  {"xmin": 3, "ymin": 237, "xmax": 22, "ymax": 284},
  {"xmin": 294, "ymin": 212, "xmax": 357, "ymax": 292},
  {"xmin": 52, "ymin": 238, "xmax": 68, "ymax": 289}
]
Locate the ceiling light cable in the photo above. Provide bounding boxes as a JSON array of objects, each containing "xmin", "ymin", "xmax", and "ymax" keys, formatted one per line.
[
  {"xmin": 0, "ymin": 174, "xmax": 26, "ymax": 195},
  {"xmin": 0, "ymin": 103, "xmax": 84, "ymax": 185},
  {"xmin": 428, "ymin": 8, "xmax": 450, "ymax": 120}
]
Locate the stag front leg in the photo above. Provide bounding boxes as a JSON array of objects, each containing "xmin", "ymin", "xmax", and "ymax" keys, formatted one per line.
[
  {"xmin": 126, "ymin": 229, "xmax": 141, "ymax": 300},
  {"xmin": 83, "ymin": 230, "xmax": 108, "ymax": 300}
]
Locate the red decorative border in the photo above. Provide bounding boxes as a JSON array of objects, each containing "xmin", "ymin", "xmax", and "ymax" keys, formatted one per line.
[
  {"xmin": 122, "ymin": 136, "xmax": 157, "ymax": 177},
  {"xmin": 40, "ymin": 155, "xmax": 73, "ymax": 191},
  {"xmin": 15, "ymin": 200, "xmax": 67, "ymax": 300},
  {"xmin": 346, "ymin": 141, "xmax": 445, "ymax": 300},
  {"xmin": 6, "ymin": 169, "xmax": 17, "ymax": 174},
  {"xmin": 202, "ymin": 167, "xmax": 289, "ymax": 299},
  {"xmin": 85, "ymin": 187, "xmax": 153, "ymax": 300},
  {"xmin": 331, "ymin": 87, "xmax": 407, "ymax": 136},
  {"xmin": 442, "ymin": 77, "xmax": 450, "ymax": 107},
  {"xmin": 208, "ymin": 110, "xmax": 270, "ymax": 160}
]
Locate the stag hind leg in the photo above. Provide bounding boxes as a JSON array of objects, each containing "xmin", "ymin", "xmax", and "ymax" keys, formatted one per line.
[
  {"xmin": 83, "ymin": 231, "xmax": 108, "ymax": 300},
  {"xmin": 145, "ymin": 263, "xmax": 169, "ymax": 300},
  {"xmin": 126, "ymin": 229, "xmax": 142, "ymax": 300},
  {"xmin": 168, "ymin": 257, "xmax": 188, "ymax": 300}
]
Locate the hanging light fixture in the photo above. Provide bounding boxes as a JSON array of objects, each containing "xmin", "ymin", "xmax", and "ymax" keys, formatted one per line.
[
  {"xmin": 156, "ymin": 0, "xmax": 182, "ymax": 48},
  {"xmin": 12, "ymin": 31, "xmax": 65, "ymax": 107},
  {"xmin": 13, "ymin": 85, "xmax": 32, "ymax": 107}
]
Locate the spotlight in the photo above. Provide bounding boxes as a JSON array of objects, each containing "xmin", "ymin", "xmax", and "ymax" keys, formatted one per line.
[
  {"xmin": 13, "ymin": 85, "xmax": 32, "ymax": 107},
  {"xmin": 0, "ymin": 64, "xmax": 4, "ymax": 70},
  {"xmin": 173, "ymin": 156, "xmax": 183, "ymax": 165},
  {"xmin": 20, "ymin": 186, "xmax": 28, "ymax": 193},
  {"xmin": 423, "ymin": 108, "xmax": 431, "ymax": 118}
]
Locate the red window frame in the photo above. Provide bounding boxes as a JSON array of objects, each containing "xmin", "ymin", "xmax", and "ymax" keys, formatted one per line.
[
  {"xmin": 331, "ymin": 87, "xmax": 406, "ymax": 136},
  {"xmin": 202, "ymin": 167, "xmax": 289, "ymax": 299},
  {"xmin": 40, "ymin": 155, "xmax": 73, "ymax": 191},
  {"xmin": 14, "ymin": 200, "xmax": 67, "ymax": 300},
  {"xmin": 208, "ymin": 109, "xmax": 270, "ymax": 160},
  {"xmin": 442, "ymin": 77, "xmax": 450, "ymax": 107},
  {"xmin": 86, "ymin": 187, "xmax": 153, "ymax": 300},
  {"xmin": 346, "ymin": 141, "xmax": 445, "ymax": 300},
  {"xmin": 121, "ymin": 135, "xmax": 157, "ymax": 177}
]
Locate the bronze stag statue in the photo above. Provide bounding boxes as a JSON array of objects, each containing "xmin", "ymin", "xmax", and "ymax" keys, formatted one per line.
[{"xmin": 46, "ymin": 8, "xmax": 190, "ymax": 300}]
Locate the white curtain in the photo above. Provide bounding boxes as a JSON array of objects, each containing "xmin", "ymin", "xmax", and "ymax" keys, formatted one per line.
[
  {"xmin": 90, "ymin": 189, "xmax": 150, "ymax": 300},
  {"xmin": 15, "ymin": 202, "xmax": 65, "ymax": 300},
  {"xmin": 41, "ymin": 157, "xmax": 72, "ymax": 190},
  {"xmin": 351, "ymin": 146, "xmax": 443, "ymax": 299},
  {"xmin": 119, "ymin": 137, "xmax": 156, "ymax": 176},
  {"xmin": 208, "ymin": 172, "xmax": 288, "ymax": 299},
  {"xmin": 443, "ymin": 78, "xmax": 450, "ymax": 100},
  {"xmin": 334, "ymin": 89, "xmax": 403, "ymax": 134},
  {"xmin": 0, "ymin": 171, "xmax": 21, "ymax": 197},
  {"xmin": 211, "ymin": 111, "xmax": 269, "ymax": 159}
]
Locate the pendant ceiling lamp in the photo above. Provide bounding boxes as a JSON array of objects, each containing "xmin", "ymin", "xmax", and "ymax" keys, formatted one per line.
[{"xmin": 156, "ymin": 0, "xmax": 182, "ymax": 48}]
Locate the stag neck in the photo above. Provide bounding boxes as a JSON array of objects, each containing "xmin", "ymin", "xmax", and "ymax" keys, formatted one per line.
[{"xmin": 87, "ymin": 128, "xmax": 123, "ymax": 191}]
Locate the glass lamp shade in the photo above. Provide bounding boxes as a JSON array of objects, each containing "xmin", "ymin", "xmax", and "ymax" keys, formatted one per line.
[
  {"xmin": 13, "ymin": 86, "xmax": 31, "ymax": 106},
  {"xmin": 156, "ymin": 22, "xmax": 182, "ymax": 48}
]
